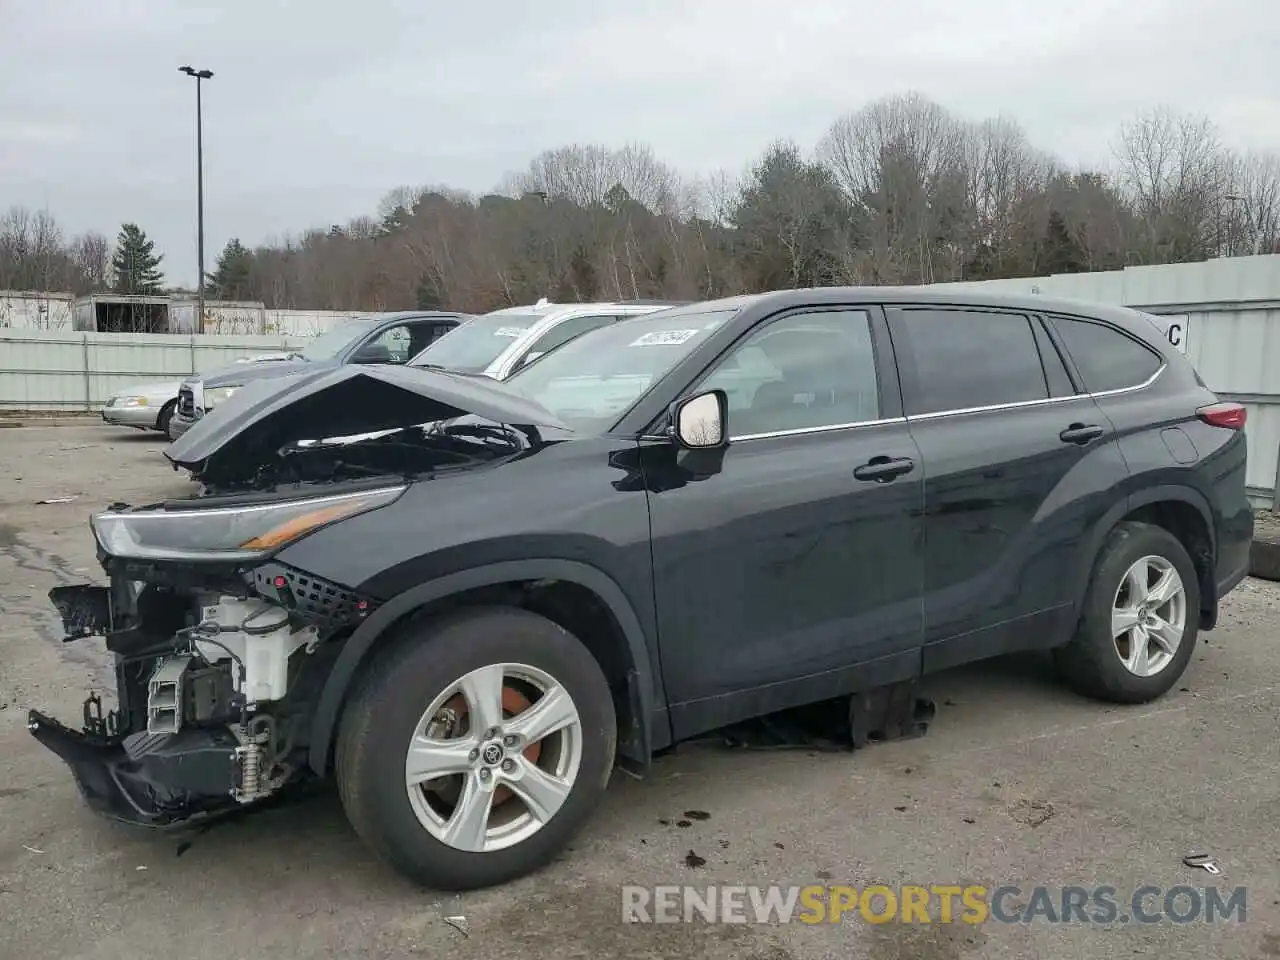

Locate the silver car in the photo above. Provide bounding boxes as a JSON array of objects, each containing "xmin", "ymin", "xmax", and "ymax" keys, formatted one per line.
[
  {"xmin": 100, "ymin": 381, "xmax": 183, "ymax": 434},
  {"xmin": 407, "ymin": 299, "xmax": 688, "ymax": 379}
]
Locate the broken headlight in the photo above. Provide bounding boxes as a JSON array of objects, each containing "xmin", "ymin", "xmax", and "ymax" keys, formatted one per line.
[{"xmin": 91, "ymin": 485, "xmax": 406, "ymax": 561}]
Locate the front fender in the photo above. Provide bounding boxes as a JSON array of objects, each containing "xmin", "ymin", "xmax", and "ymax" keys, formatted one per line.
[{"xmin": 306, "ymin": 558, "xmax": 665, "ymax": 776}]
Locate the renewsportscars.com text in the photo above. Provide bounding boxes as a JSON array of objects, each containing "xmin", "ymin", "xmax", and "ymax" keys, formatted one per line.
[{"xmin": 622, "ymin": 884, "xmax": 1248, "ymax": 925}]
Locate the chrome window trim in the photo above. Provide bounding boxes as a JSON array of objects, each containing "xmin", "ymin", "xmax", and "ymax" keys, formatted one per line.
[
  {"xmin": 1085, "ymin": 362, "xmax": 1168, "ymax": 399},
  {"xmin": 717, "ymin": 363, "xmax": 1166, "ymax": 442},
  {"xmin": 732, "ymin": 417, "xmax": 907, "ymax": 442},
  {"xmin": 907, "ymin": 362, "xmax": 1166, "ymax": 422}
]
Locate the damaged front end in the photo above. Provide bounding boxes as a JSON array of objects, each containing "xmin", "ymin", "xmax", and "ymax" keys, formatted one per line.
[
  {"xmin": 30, "ymin": 484, "xmax": 404, "ymax": 829},
  {"xmin": 32, "ymin": 365, "xmax": 569, "ymax": 829}
]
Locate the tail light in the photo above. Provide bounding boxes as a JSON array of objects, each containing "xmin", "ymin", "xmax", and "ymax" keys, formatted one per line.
[{"xmin": 1196, "ymin": 402, "xmax": 1246, "ymax": 430}]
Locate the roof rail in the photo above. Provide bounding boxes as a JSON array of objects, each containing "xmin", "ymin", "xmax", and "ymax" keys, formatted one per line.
[{"xmin": 616, "ymin": 299, "xmax": 692, "ymax": 306}]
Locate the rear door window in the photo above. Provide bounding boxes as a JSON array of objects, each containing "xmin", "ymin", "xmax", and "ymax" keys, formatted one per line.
[
  {"xmin": 888, "ymin": 308, "xmax": 1049, "ymax": 416},
  {"xmin": 1048, "ymin": 316, "xmax": 1164, "ymax": 393}
]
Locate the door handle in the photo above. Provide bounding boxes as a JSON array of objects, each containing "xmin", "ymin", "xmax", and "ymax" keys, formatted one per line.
[
  {"xmin": 1059, "ymin": 423, "xmax": 1104, "ymax": 445},
  {"xmin": 854, "ymin": 456, "xmax": 915, "ymax": 482}
]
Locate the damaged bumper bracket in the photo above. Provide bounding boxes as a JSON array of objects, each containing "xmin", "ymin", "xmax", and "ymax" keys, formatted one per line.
[
  {"xmin": 27, "ymin": 709, "xmax": 240, "ymax": 830},
  {"xmin": 48, "ymin": 584, "xmax": 113, "ymax": 642}
]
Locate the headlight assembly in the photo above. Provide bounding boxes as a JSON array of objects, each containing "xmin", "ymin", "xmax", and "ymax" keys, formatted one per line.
[
  {"xmin": 116, "ymin": 396, "xmax": 150, "ymax": 408},
  {"xmin": 91, "ymin": 485, "xmax": 406, "ymax": 561},
  {"xmin": 204, "ymin": 385, "xmax": 240, "ymax": 408}
]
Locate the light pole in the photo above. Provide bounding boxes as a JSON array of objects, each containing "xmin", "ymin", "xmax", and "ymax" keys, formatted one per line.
[{"xmin": 179, "ymin": 66, "xmax": 213, "ymax": 328}]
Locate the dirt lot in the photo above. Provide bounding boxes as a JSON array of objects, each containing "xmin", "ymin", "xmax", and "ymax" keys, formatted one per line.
[{"xmin": 1, "ymin": 424, "xmax": 1278, "ymax": 960}]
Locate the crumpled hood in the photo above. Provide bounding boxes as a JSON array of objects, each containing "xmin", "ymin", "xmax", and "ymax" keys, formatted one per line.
[
  {"xmin": 165, "ymin": 363, "xmax": 570, "ymax": 487},
  {"xmin": 190, "ymin": 357, "xmax": 318, "ymax": 389}
]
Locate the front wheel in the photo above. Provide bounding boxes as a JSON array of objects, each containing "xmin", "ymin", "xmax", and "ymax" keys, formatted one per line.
[
  {"xmin": 155, "ymin": 400, "xmax": 176, "ymax": 436},
  {"xmin": 1054, "ymin": 521, "xmax": 1201, "ymax": 704},
  {"xmin": 335, "ymin": 606, "xmax": 617, "ymax": 890}
]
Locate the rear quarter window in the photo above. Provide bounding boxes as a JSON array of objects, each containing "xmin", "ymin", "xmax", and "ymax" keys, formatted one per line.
[{"xmin": 1049, "ymin": 316, "xmax": 1164, "ymax": 393}]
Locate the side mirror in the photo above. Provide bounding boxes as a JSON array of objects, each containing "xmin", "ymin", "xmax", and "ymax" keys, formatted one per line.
[{"xmin": 671, "ymin": 389, "xmax": 728, "ymax": 449}]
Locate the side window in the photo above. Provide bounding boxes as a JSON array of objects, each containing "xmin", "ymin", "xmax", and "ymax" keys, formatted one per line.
[
  {"xmin": 892, "ymin": 309, "xmax": 1047, "ymax": 416},
  {"xmin": 354, "ymin": 323, "xmax": 413, "ymax": 364},
  {"xmin": 517, "ymin": 315, "xmax": 617, "ymax": 369},
  {"xmin": 1049, "ymin": 316, "xmax": 1164, "ymax": 393},
  {"xmin": 697, "ymin": 309, "xmax": 879, "ymax": 438}
]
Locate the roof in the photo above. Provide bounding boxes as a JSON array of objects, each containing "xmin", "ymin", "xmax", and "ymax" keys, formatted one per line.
[
  {"xmin": 695, "ymin": 286, "xmax": 1155, "ymax": 329},
  {"xmin": 487, "ymin": 299, "xmax": 687, "ymax": 319},
  {"xmin": 370, "ymin": 310, "xmax": 468, "ymax": 322}
]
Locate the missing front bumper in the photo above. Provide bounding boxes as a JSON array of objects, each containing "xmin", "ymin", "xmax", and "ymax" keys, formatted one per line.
[{"xmin": 28, "ymin": 708, "xmax": 241, "ymax": 829}]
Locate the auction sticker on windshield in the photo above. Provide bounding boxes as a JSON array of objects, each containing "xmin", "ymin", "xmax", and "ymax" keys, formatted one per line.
[
  {"xmin": 630, "ymin": 330, "xmax": 701, "ymax": 347},
  {"xmin": 494, "ymin": 327, "xmax": 528, "ymax": 338}
]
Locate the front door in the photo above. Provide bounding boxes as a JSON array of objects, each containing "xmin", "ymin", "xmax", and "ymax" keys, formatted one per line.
[
  {"xmin": 642, "ymin": 305, "xmax": 925, "ymax": 739},
  {"xmin": 884, "ymin": 305, "xmax": 1126, "ymax": 671}
]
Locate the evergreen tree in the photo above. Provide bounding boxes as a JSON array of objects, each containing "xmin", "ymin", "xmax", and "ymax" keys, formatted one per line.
[
  {"xmin": 110, "ymin": 223, "xmax": 165, "ymax": 293},
  {"xmin": 1039, "ymin": 210, "xmax": 1087, "ymax": 275},
  {"xmin": 208, "ymin": 238, "xmax": 254, "ymax": 300},
  {"xmin": 415, "ymin": 274, "xmax": 445, "ymax": 310}
]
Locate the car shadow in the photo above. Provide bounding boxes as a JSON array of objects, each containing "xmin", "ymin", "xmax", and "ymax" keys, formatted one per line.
[
  {"xmin": 99, "ymin": 652, "xmax": 1077, "ymax": 899},
  {"xmin": 107, "ymin": 431, "xmax": 170, "ymax": 442}
]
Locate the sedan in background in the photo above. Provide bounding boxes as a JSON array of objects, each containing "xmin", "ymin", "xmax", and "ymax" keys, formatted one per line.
[
  {"xmin": 168, "ymin": 311, "xmax": 468, "ymax": 441},
  {"xmin": 100, "ymin": 381, "xmax": 182, "ymax": 435}
]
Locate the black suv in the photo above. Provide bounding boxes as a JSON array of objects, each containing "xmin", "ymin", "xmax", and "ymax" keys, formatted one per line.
[{"xmin": 30, "ymin": 288, "xmax": 1254, "ymax": 891}]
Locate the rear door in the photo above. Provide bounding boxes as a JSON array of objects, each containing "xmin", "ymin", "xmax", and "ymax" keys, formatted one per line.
[
  {"xmin": 645, "ymin": 304, "xmax": 925, "ymax": 738},
  {"xmin": 884, "ymin": 305, "xmax": 1130, "ymax": 671}
]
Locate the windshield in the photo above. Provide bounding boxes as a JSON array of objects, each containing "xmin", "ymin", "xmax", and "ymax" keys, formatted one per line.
[
  {"xmin": 503, "ymin": 305, "xmax": 740, "ymax": 432},
  {"xmin": 298, "ymin": 319, "xmax": 378, "ymax": 361},
  {"xmin": 409, "ymin": 312, "xmax": 542, "ymax": 373}
]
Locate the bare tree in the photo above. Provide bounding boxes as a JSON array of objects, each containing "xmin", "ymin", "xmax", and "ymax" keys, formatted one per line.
[
  {"xmin": 1113, "ymin": 107, "xmax": 1233, "ymax": 261},
  {"xmin": 9, "ymin": 96, "xmax": 1279, "ymax": 315},
  {"xmin": 1230, "ymin": 152, "xmax": 1280, "ymax": 255},
  {"xmin": 817, "ymin": 92, "xmax": 972, "ymax": 283}
]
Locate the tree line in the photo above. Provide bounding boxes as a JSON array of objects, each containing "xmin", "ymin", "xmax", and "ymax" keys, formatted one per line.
[{"xmin": 3, "ymin": 94, "xmax": 1278, "ymax": 312}]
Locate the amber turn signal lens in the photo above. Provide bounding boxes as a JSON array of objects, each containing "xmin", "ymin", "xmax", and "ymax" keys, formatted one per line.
[{"xmin": 239, "ymin": 498, "xmax": 378, "ymax": 550}]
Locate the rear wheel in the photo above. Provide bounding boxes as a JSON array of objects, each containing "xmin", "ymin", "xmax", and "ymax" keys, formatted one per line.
[
  {"xmin": 335, "ymin": 606, "xmax": 617, "ymax": 890},
  {"xmin": 155, "ymin": 400, "xmax": 176, "ymax": 436},
  {"xmin": 1054, "ymin": 521, "xmax": 1200, "ymax": 704}
]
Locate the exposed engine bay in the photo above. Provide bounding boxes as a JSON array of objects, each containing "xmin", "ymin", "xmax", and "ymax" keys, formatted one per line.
[{"xmin": 32, "ymin": 558, "xmax": 374, "ymax": 827}]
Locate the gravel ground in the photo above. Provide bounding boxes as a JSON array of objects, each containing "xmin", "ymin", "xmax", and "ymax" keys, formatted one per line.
[{"xmin": 1, "ymin": 425, "xmax": 1278, "ymax": 960}]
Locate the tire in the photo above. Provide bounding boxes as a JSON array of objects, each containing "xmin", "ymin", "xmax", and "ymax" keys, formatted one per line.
[
  {"xmin": 155, "ymin": 400, "xmax": 176, "ymax": 437},
  {"xmin": 1054, "ymin": 520, "xmax": 1201, "ymax": 704},
  {"xmin": 335, "ymin": 605, "xmax": 617, "ymax": 890}
]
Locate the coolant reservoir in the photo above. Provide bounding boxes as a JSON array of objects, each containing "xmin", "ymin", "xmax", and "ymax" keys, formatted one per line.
[{"xmin": 196, "ymin": 597, "xmax": 314, "ymax": 704}]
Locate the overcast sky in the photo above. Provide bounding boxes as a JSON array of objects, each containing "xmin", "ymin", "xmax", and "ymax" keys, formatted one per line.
[{"xmin": 2, "ymin": 0, "xmax": 1276, "ymax": 287}]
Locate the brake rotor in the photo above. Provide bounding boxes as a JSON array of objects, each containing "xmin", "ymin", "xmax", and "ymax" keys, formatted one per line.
[{"xmin": 439, "ymin": 684, "xmax": 543, "ymax": 807}]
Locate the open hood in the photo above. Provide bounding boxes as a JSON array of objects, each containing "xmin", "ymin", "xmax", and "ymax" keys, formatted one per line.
[{"xmin": 165, "ymin": 364, "xmax": 570, "ymax": 489}]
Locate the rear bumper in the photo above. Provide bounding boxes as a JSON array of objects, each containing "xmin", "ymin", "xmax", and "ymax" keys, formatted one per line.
[
  {"xmin": 28, "ymin": 708, "xmax": 241, "ymax": 830},
  {"xmin": 1216, "ymin": 508, "xmax": 1254, "ymax": 599}
]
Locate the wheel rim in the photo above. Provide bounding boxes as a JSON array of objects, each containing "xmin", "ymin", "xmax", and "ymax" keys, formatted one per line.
[
  {"xmin": 404, "ymin": 662, "xmax": 583, "ymax": 853},
  {"xmin": 1112, "ymin": 554, "xmax": 1187, "ymax": 677}
]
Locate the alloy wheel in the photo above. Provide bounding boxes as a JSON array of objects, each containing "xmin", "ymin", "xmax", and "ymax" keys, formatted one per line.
[
  {"xmin": 404, "ymin": 662, "xmax": 583, "ymax": 853},
  {"xmin": 1111, "ymin": 554, "xmax": 1187, "ymax": 678}
]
